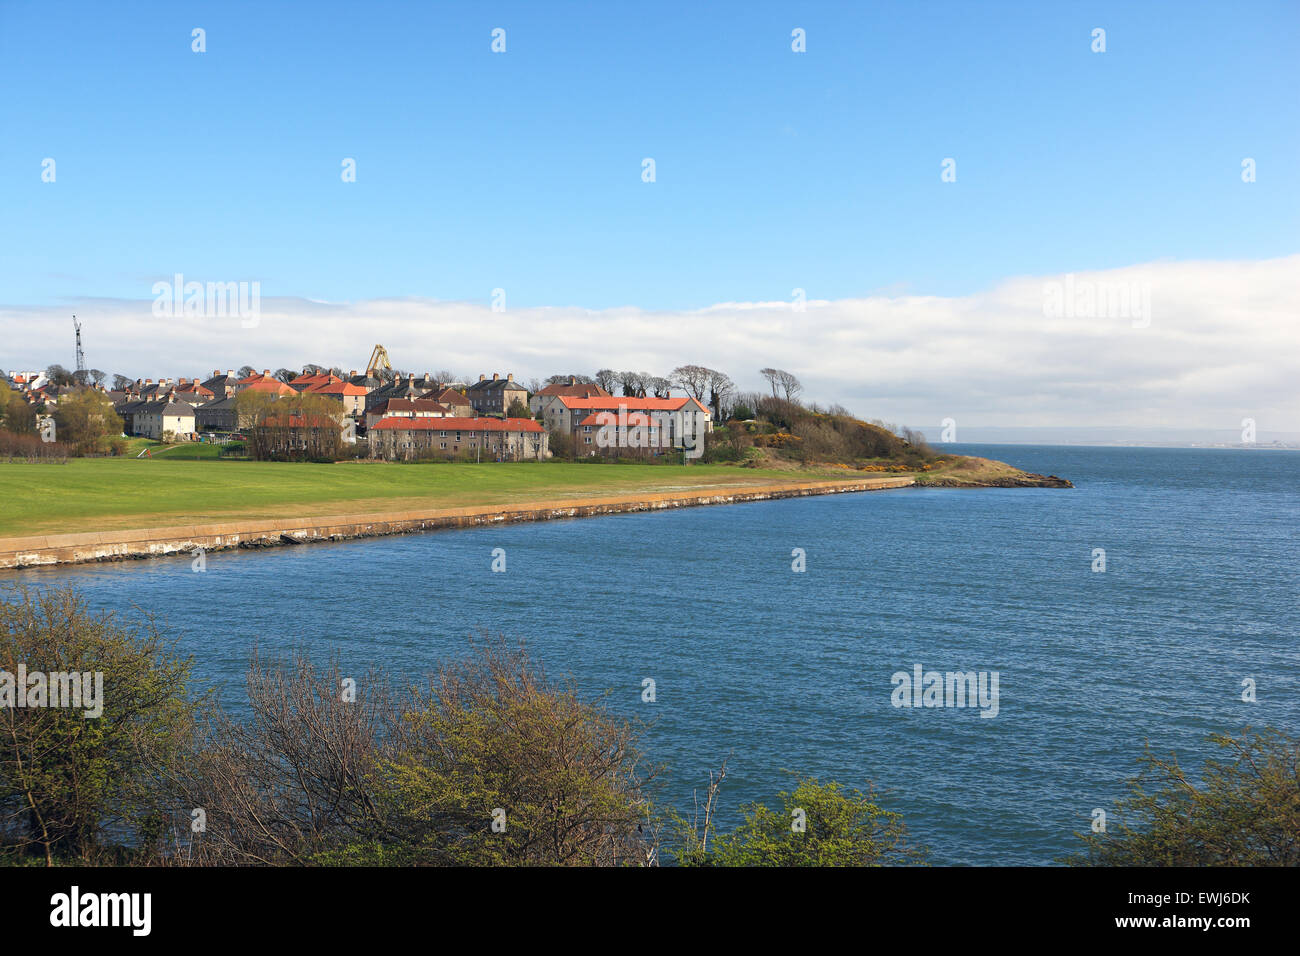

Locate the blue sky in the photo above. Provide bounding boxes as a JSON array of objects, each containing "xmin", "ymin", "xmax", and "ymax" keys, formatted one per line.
[{"xmin": 2, "ymin": 0, "xmax": 1296, "ymax": 312}]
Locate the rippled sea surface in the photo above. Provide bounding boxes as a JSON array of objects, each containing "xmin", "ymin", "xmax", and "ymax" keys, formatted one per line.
[{"xmin": 10, "ymin": 445, "xmax": 1298, "ymax": 864}]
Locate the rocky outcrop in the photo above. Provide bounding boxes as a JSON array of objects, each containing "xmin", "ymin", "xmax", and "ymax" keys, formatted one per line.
[{"xmin": 920, "ymin": 472, "xmax": 1073, "ymax": 488}]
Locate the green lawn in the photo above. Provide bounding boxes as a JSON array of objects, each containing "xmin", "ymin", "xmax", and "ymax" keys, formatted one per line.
[
  {"xmin": 0, "ymin": 458, "xmax": 838, "ymax": 538},
  {"xmin": 136, "ymin": 441, "xmax": 230, "ymax": 460}
]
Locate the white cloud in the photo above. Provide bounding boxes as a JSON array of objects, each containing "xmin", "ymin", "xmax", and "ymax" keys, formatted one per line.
[{"xmin": 3, "ymin": 255, "xmax": 1296, "ymax": 431}]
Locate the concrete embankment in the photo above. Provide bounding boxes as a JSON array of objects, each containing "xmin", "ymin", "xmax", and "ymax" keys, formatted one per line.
[{"xmin": 0, "ymin": 476, "xmax": 914, "ymax": 570}]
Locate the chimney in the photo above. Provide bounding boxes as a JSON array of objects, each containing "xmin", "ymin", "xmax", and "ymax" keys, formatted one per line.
[
  {"xmin": 179, "ymin": 377, "xmax": 187, "ymax": 385},
  {"xmin": 492, "ymin": 372, "xmax": 499, "ymax": 381},
  {"xmin": 213, "ymin": 369, "xmax": 220, "ymax": 376},
  {"xmin": 479, "ymin": 374, "xmax": 485, "ymax": 382},
  {"xmin": 227, "ymin": 369, "xmax": 234, "ymax": 377},
  {"xmin": 145, "ymin": 378, "xmax": 153, "ymax": 385},
  {"xmin": 423, "ymin": 373, "xmax": 430, "ymax": 384},
  {"xmin": 263, "ymin": 369, "xmax": 270, "ymax": 376},
  {"xmin": 507, "ymin": 373, "xmax": 513, "ymax": 382},
  {"xmin": 569, "ymin": 376, "xmax": 575, "ymax": 386},
  {"xmin": 350, "ymin": 370, "xmax": 357, "ymax": 377}
]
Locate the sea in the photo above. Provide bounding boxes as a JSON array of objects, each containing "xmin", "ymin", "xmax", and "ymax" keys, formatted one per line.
[{"xmin": 8, "ymin": 444, "xmax": 1297, "ymax": 864}]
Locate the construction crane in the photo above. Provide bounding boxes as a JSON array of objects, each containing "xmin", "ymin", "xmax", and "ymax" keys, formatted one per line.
[
  {"xmin": 366, "ymin": 344, "xmax": 393, "ymax": 377},
  {"xmin": 73, "ymin": 315, "xmax": 86, "ymax": 379}
]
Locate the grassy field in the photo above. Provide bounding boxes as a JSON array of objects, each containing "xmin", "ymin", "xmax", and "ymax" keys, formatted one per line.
[{"xmin": 0, "ymin": 458, "xmax": 875, "ymax": 538}]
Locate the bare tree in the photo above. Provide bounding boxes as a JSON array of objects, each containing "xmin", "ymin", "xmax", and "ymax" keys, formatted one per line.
[
  {"xmin": 593, "ymin": 369, "xmax": 618, "ymax": 393},
  {"xmin": 705, "ymin": 369, "xmax": 735, "ymax": 421},
  {"xmin": 670, "ymin": 365, "xmax": 711, "ymax": 402},
  {"xmin": 618, "ymin": 371, "xmax": 644, "ymax": 397},
  {"xmin": 760, "ymin": 367, "xmax": 802, "ymax": 402},
  {"xmin": 174, "ymin": 650, "xmax": 397, "ymax": 866},
  {"xmin": 646, "ymin": 375, "xmax": 672, "ymax": 399},
  {"xmin": 776, "ymin": 369, "xmax": 803, "ymax": 402}
]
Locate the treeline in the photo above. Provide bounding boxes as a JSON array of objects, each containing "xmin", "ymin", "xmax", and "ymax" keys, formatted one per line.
[{"xmin": 3, "ymin": 587, "xmax": 1291, "ymax": 867}]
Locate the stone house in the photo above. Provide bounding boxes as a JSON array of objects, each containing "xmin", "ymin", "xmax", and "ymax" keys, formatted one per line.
[
  {"xmin": 466, "ymin": 373, "xmax": 528, "ymax": 416},
  {"xmin": 368, "ymin": 416, "xmax": 547, "ymax": 461}
]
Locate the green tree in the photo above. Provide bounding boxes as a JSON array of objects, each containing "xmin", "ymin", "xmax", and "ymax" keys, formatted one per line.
[
  {"xmin": 1068, "ymin": 728, "xmax": 1300, "ymax": 866},
  {"xmin": 52, "ymin": 388, "xmax": 123, "ymax": 455},
  {"xmin": 681, "ymin": 776, "xmax": 926, "ymax": 866},
  {"xmin": 0, "ymin": 586, "xmax": 197, "ymax": 864},
  {"xmin": 506, "ymin": 397, "xmax": 531, "ymax": 419},
  {"xmin": 374, "ymin": 642, "xmax": 656, "ymax": 866},
  {"xmin": 0, "ymin": 380, "xmax": 36, "ymax": 434}
]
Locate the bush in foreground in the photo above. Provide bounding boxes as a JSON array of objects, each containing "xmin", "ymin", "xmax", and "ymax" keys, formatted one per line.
[
  {"xmin": 0, "ymin": 586, "xmax": 196, "ymax": 865},
  {"xmin": 672, "ymin": 762, "xmax": 926, "ymax": 867},
  {"xmin": 1068, "ymin": 728, "xmax": 1300, "ymax": 866}
]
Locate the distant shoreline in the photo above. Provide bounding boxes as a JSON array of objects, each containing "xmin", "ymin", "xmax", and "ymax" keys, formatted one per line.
[{"xmin": 933, "ymin": 440, "xmax": 1300, "ymax": 451}]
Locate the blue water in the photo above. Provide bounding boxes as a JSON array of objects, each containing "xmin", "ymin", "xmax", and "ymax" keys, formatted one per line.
[{"xmin": 8, "ymin": 445, "xmax": 1298, "ymax": 864}]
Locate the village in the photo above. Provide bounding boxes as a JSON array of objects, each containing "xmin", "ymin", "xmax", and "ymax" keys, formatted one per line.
[{"xmin": 2, "ymin": 343, "xmax": 717, "ymax": 462}]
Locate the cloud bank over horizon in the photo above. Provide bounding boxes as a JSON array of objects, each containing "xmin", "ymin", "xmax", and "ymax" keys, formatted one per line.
[{"xmin": 3, "ymin": 255, "xmax": 1296, "ymax": 434}]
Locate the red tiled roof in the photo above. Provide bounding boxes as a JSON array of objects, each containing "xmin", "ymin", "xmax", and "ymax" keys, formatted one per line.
[
  {"xmin": 241, "ymin": 380, "xmax": 295, "ymax": 395},
  {"xmin": 308, "ymin": 381, "xmax": 368, "ymax": 396},
  {"xmin": 370, "ymin": 416, "xmax": 543, "ymax": 433},
  {"xmin": 558, "ymin": 396, "xmax": 708, "ymax": 413},
  {"xmin": 579, "ymin": 411, "xmax": 661, "ymax": 427}
]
